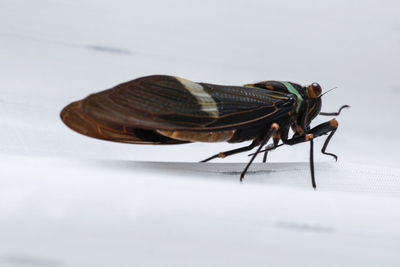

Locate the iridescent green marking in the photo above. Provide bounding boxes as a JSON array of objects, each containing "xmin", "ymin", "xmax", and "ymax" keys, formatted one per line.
[{"xmin": 281, "ymin": 81, "xmax": 303, "ymax": 112}]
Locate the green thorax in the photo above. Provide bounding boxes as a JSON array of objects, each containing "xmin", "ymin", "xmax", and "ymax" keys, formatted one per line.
[{"xmin": 281, "ymin": 81, "xmax": 303, "ymax": 112}]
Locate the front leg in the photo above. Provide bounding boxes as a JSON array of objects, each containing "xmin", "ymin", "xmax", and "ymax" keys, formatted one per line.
[
  {"xmin": 320, "ymin": 105, "xmax": 349, "ymax": 116},
  {"xmin": 284, "ymin": 118, "xmax": 338, "ymax": 161},
  {"xmin": 252, "ymin": 119, "xmax": 339, "ymax": 157},
  {"xmin": 248, "ymin": 119, "xmax": 339, "ymax": 189},
  {"xmin": 285, "ymin": 119, "xmax": 338, "ymax": 189}
]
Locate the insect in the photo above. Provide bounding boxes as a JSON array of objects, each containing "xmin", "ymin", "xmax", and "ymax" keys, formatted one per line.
[{"xmin": 60, "ymin": 75, "xmax": 348, "ymax": 188}]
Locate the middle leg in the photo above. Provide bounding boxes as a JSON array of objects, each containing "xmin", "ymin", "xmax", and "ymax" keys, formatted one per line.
[{"xmin": 240, "ymin": 123, "xmax": 279, "ymax": 181}]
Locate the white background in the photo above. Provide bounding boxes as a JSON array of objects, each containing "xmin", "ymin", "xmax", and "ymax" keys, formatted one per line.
[{"xmin": 1, "ymin": 0, "xmax": 400, "ymax": 266}]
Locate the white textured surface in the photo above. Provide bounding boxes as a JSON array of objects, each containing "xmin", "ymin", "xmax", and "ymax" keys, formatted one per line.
[{"xmin": 1, "ymin": 0, "xmax": 400, "ymax": 266}]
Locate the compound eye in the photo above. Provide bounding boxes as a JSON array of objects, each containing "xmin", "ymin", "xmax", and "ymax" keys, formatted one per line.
[{"xmin": 308, "ymin": 82, "xmax": 322, "ymax": 98}]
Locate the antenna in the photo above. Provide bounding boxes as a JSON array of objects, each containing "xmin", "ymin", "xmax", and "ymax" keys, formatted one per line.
[{"xmin": 320, "ymin": 86, "xmax": 338, "ymax": 97}]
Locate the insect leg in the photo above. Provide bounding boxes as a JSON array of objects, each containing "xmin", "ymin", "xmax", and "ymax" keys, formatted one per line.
[
  {"xmin": 283, "ymin": 119, "xmax": 338, "ymax": 146},
  {"xmin": 249, "ymin": 143, "xmax": 284, "ymax": 156},
  {"xmin": 262, "ymin": 138, "xmax": 279, "ymax": 163},
  {"xmin": 308, "ymin": 119, "xmax": 339, "ymax": 161},
  {"xmin": 262, "ymin": 120, "xmax": 289, "ymax": 163},
  {"xmin": 321, "ymin": 128, "xmax": 338, "ymax": 161},
  {"xmin": 256, "ymin": 119, "xmax": 338, "ymax": 155},
  {"xmin": 309, "ymin": 139, "xmax": 316, "ymax": 189},
  {"xmin": 240, "ymin": 123, "xmax": 279, "ymax": 181},
  {"xmin": 262, "ymin": 150, "xmax": 268, "ymax": 163},
  {"xmin": 250, "ymin": 120, "xmax": 338, "ymax": 188},
  {"xmin": 319, "ymin": 105, "xmax": 349, "ymax": 116},
  {"xmin": 279, "ymin": 132, "xmax": 318, "ymax": 189},
  {"xmin": 200, "ymin": 140, "xmax": 259, "ymax": 163}
]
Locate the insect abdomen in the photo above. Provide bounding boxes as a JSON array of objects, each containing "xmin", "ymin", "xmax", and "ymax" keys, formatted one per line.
[{"xmin": 156, "ymin": 129, "xmax": 236, "ymax": 142}]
